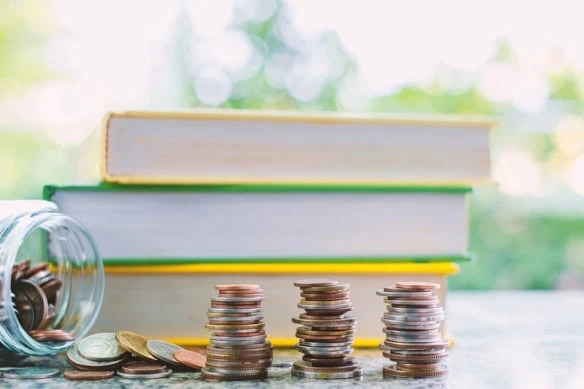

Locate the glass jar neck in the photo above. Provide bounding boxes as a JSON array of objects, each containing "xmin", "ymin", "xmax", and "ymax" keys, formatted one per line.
[{"xmin": 0, "ymin": 205, "xmax": 104, "ymax": 355}]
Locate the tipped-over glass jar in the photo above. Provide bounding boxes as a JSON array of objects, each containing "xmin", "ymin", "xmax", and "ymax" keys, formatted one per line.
[{"xmin": 0, "ymin": 200, "xmax": 104, "ymax": 359}]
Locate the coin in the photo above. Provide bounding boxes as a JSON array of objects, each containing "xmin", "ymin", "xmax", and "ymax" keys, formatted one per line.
[
  {"xmin": 14, "ymin": 295, "xmax": 35, "ymax": 331},
  {"xmin": 301, "ymin": 292, "xmax": 351, "ymax": 301},
  {"xmin": 215, "ymin": 284, "xmax": 260, "ymax": 291},
  {"xmin": 301, "ymin": 284, "xmax": 350, "ymax": 294},
  {"xmin": 384, "ymin": 351, "xmax": 449, "ymax": 362},
  {"xmin": 201, "ymin": 367, "xmax": 267, "ymax": 381},
  {"xmin": 291, "ymin": 368, "xmax": 362, "ymax": 379},
  {"xmin": 40, "ymin": 279, "xmax": 62, "ymax": 300},
  {"xmin": 146, "ymin": 339, "xmax": 184, "ymax": 366},
  {"xmin": 67, "ymin": 342, "xmax": 127, "ymax": 371},
  {"xmin": 14, "ymin": 280, "xmax": 48, "ymax": 330},
  {"xmin": 294, "ymin": 279, "xmax": 339, "ymax": 288},
  {"xmin": 383, "ymin": 364, "xmax": 448, "ymax": 378},
  {"xmin": 117, "ymin": 368, "xmax": 173, "ymax": 379},
  {"xmin": 78, "ymin": 332, "xmax": 127, "ymax": 361},
  {"xmin": 174, "ymin": 349, "xmax": 207, "ymax": 369},
  {"xmin": 21, "ymin": 262, "xmax": 49, "ymax": 279},
  {"xmin": 211, "ymin": 296, "xmax": 264, "ymax": 303},
  {"xmin": 120, "ymin": 361, "xmax": 167, "ymax": 374},
  {"xmin": 29, "ymin": 329, "xmax": 75, "ymax": 342},
  {"xmin": 4, "ymin": 367, "xmax": 60, "ymax": 379},
  {"xmin": 116, "ymin": 331, "xmax": 157, "ymax": 361},
  {"xmin": 396, "ymin": 282, "xmax": 440, "ymax": 290},
  {"xmin": 303, "ymin": 355, "xmax": 355, "ymax": 366},
  {"xmin": 383, "ymin": 339, "xmax": 450, "ymax": 350},
  {"xmin": 64, "ymin": 370, "xmax": 115, "ymax": 380}
]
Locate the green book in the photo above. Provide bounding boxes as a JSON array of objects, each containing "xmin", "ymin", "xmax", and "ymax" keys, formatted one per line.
[{"xmin": 44, "ymin": 183, "xmax": 473, "ymax": 266}]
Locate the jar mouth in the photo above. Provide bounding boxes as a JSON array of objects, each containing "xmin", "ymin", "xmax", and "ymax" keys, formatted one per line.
[{"xmin": 1, "ymin": 211, "xmax": 104, "ymax": 355}]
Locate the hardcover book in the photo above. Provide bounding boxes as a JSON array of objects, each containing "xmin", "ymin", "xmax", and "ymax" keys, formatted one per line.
[{"xmin": 102, "ymin": 110, "xmax": 494, "ymax": 185}]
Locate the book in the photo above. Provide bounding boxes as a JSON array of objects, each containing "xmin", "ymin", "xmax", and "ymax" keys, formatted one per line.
[
  {"xmin": 90, "ymin": 262, "xmax": 458, "ymax": 347},
  {"xmin": 102, "ymin": 110, "xmax": 494, "ymax": 186},
  {"xmin": 44, "ymin": 184, "xmax": 472, "ymax": 264}
]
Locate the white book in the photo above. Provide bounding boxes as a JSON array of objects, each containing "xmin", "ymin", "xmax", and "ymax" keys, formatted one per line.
[
  {"xmin": 45, "ymin": 185, "xmax": 471, "ymax": 263},
  {"xmin": 90, "ymin": 265, "xmax": 454, "ymax": 346},
  {"xmin": 102, "ymin": 110, "xmax": 494, "ymax": 185}
]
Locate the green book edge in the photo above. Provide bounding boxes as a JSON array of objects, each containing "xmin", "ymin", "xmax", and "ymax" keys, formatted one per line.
[
  {"xmin": 43, "ymin": 182, "xmax": 473, "ymax": 196},
  {"xmin": 98, "ymin": 254, "xmax": 474, "ymax": 266}
]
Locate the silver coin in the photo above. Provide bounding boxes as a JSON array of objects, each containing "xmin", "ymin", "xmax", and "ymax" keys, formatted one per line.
[
  {"xmin": 382, "ymin": 320, "xmax": 441, "ymax": 330},
  {"xmin": 388, "ymin": 306, "xmax": 444, "ymax": 314},
  {"xmin": 385, "ymin": 299, "xmax": 440, "ymax": 306},
  {"xmin": 210, "ymin": 335, "xmax": 266, "ymax": 343},
  {"xmin": 67, "ymin": 342, "xmax": 126, "ymax": 370},
  {"xmin": 208, "ymin": 327, "xmax": 262, "ymax": 334},
  {"xmin": 77, "ymin": 332, "xmax": 127, "ymax": 361},
  {"xmin": 208, "ymin": 307, "xmax": 263, "ymax": 314},
  {"xmin": 146, "ymin": 339, "xmax": 184, "ymax": 366},
  {"xmin": 207, "ymin": 341, "xmax": 273, "ymax": 350},
  {"xmin": 297, "ymin": 303, "xmax": 353, "ymax": 310},
  {"xmin": 391, "ymin": 348, "xmax": 448, "ymax": 355},
  {"xmin": 204, "ymin": 367, "xmax": 266, "ymax": 375},
  {"xmin": 117, "ymin": 368, "xmax": 173, "ymax": 379},
  {"xmin": 210, "ymin": 339, "xmax": 267, "ymax": 347},
  {"xmin": 299, "ymin": 340, "xmax": 354, "ymax": 348},
  {"xmin": 384, "ymin": 329, "xmax": 440, "ymax": 338},
  {"xmin": 376, "ymin": 289, "xmax": 432, "ymax": 298},
  {"xmin": 4, "ymin": 367, "xmax": 60, "ymax": 379},
  {"xmin": 291, "ymin": 367, "xmax": 362, "ymax": 379},
  {"xmin": 211, "ymin": 296, "xmax": 264, "ymax": 303},
  {"xmin": 388, "ymin": 336, "xmax": 444, "ymax": 344},
  {"xmin": 384, "ymin": 313, "xmax": 444, "ymax": 322}
]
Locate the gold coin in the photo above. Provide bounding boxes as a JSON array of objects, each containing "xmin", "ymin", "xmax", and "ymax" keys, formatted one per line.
[{"xmin": 115, "ymin": 331, "xmax": 157, "ymax": 361}]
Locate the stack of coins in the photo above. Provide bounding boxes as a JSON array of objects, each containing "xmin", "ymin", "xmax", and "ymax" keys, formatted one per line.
[
  {"xmin": 291, "ymin": 279, "xmax": 362, "ymax": 379},
  {"xmin": 202, "ymin": 284, "xmax": 273, "ymax": 381},
  {"xmin": 377, "ymin": 282, "xmax": 449, "ymax": 378},
  {"xmin": 9, "ymin": 260, "xmax": 70, "ymax": 342}
]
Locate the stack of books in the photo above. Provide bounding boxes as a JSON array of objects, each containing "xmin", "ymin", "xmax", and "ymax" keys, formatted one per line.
[{"xmin": 44, "ymin": 110, "xmax": 494, "ymax": 347}]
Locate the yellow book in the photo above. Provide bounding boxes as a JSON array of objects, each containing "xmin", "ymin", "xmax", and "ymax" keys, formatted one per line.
[
  {"xmin": 92, "ymin": 262, "xmax": 458, "ymax": 348},
  {"xmin": 102, "ymin": 109, "xmax": 495, "ymax": 186}
]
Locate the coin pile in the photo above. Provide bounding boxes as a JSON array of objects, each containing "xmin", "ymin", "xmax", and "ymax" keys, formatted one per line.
[
  {"xmin": 65, "ymin": 331, "xmax": 206, "ymax": 380},
  {"xmin": 377, "ymin": 282, "xmax": 449, "ymax": 378},
  {"xmin": 291, "ymin": 279, "xmax": 362, "ymax": 379},
  {"xmin": 202, "ymin": 284, "xmax": 273, "ymax": 381},
  {"xmin": 9, "ymin": 260, "xmax": 73, "ymax": 342}
]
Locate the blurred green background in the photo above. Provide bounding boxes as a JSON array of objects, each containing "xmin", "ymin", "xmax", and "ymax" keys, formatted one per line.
[{"xmin": 2, "ymin": 0, "xmax": 584, "ymax": 290}]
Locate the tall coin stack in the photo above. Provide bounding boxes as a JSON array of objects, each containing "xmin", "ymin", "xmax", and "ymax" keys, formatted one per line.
[
  {"xmin": 291, "ymin": 279, "xmax": 362, "ymax": 379},
  {"xmin": 202, "ymin": 284, "xmax": 273, "ymax": 381},
  {"xmin": 377, "ymin": 282, "xmax": 449, "ymax": 378}
]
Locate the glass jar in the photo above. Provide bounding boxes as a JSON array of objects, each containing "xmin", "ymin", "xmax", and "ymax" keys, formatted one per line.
[{"xmin": 0, "ymin": 200, "xmax": 104, "ymax": 358}]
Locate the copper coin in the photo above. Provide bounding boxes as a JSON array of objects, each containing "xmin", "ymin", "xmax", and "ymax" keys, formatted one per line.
[
  {"xmin": 293, "ymin": 279, "xmax": 338, "ymax": 288},
  {"xmin": 303, "ymin": 308, "xmax": 352, "ymax": 316},
  {"xmin": 295, "ymin": 333, "xmax": 352, "ymax": 341},
  {"xmin": 300, "ymin": 284, "xmax": 349, "ymax": 294},
  {"xmin": 205, "ymin": 360, "xmax": 271, "ymax": 369},
  {"xmin": 12, "ymin": 260, "xmax": 31, "ymax": 283},
  {"xmin": 301, "ymin": 292, "xmax": 351, "ymax": 301},
  {"xmin": 296, "ymin": 327, "xmax": 353, "ymax": 337},
  {"xmin": 29, "ymin": 329, "xmax": 75, "ymax": 342},
  {"xmin": 213, "ymin": 330, "xmax": 266, "ymax": 338},
  {"xmin": 388, "ymin": 294, "xmax": 438, "ymax": 301},
  {"xmin": 293, "ymin": 360, "xmax": 359, "ymax": 373},
  {"xmin": 211, "ymin": 302, "xmax": 261, "ymax": 308},
  {"xmin": 14, "ymin": 295, "xmax": 35, "ymax": 331},
  {"xmin": 13, "ymin": 279, "xmax": 49, "ymax": 330},
  {"xmin": 41, "ymin": 279, "xmax": 62, "ymax": 300},
  {"xmin": 120, "ymin": 361, "xmax": 167, "ymax": 374},
  {"xmin": 174, "ymin": 349, "xmax": 206, "ymax": 369},
  {"xmin": 219, "ymin": 289, "xmax": 264, "ymax": 296},
  {"xmin": 208, "ymin": 319, "xmax": 262, "ymax": 325},
  {"xmin": 21, "ymin": 262, "xmax": 50, "ymax": 279},
  {"xmin": 396, "ymin": 282, "xmax": 440, "ymax": 291},
  {"xmin": 64, "ymin": 370, "xmax": 114, "ymax": 380},
  {"xmin": 383, "ymin": 364, "xmax": 448, "ymax": 378},
  {"xmin": 299, "ymin": 313, "xmax": 355, "ymax": 321},
  {"xmin": 215, "ymin": 284, "xmax": 260, "ymax": 291},
  {"xmin": 383, "ymin": 340, "xmax": 449, "ymax": 350},
  {"xmin": 396, "ymin": 362, "xmax": 442, "ymax": 370}
]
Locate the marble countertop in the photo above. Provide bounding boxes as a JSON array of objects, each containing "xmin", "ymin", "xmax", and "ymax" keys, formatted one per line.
[{"xmin": 2, "ymin": 291, "xmax": 583, "ymax": 389}]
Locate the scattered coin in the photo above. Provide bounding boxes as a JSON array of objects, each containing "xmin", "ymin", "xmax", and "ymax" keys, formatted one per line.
[
  {"xmin": 378, "ymin": 282, "xmax": 449, "ymax": 379},
  {"xmin": 3, "ymin": 367, "xmax": 60, "ymax": 379},
  {"xmin": 120, "ymin": 360, "xmax": 167, "ymax": 374},
  {"xmin": 116, "ymin": 331, "xmax": 157, "ymax": 361},
  {"xmin": 66, "ymin": 342, "xmax": 127, "ymax": 371},
  {"xmin": 117, "ymin": 368, "xmax": 173, "ymax": 379},
  {"xmin": 174, "ymin": 349, "xmax": 206, "ymax": 370},
  {"xmin": 146, "ymin": 339, "xmax": 184, "ymax": 366},
  {"xmin": 64, "ymin": 370, "xmax": 115, "ymax": 380},
  {"xmin": 78, "ymin": 332, "xmax": 127, "ymax": 362}
]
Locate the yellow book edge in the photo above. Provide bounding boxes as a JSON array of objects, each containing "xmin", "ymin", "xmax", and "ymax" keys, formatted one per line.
[{"xmin": 103, "ymin": 262, "xmax": 460, "ymax": 275}]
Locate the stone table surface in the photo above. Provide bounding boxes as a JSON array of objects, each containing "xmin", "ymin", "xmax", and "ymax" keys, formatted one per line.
[{"xmin": 2, "ymin": 291, "xmax": 583, "ymax": 388}]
